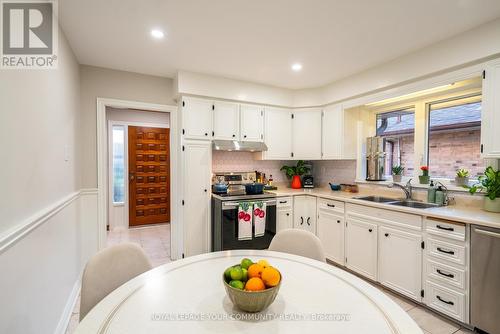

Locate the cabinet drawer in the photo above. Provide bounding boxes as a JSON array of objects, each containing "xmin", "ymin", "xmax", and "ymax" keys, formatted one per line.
[
  {"xmin": 346, "ymin": 203, "xmax": 422, "ymax": 231},
  {"xmin": 277, "ymin": 197, "xmax": 293, "ymax": 208},
  {"xmin": 425, "ymin": 259, "xmax": 466, "ymax": 290},
  {"xmin": 425, "ymin": 218, "xmax": 466, "ymax": 242},
  {"xmin": 425, "ymin": 281, "xmax": 466, "ymax": 322},
  {"xmin": 318, "ymin": 197, "xmax": 345, "ymax": 213},
  {"xmin": 427, "ymin": 237, "xmax": 466, "ymax": 266}
]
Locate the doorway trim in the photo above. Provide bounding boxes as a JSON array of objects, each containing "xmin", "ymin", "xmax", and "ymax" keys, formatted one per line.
[{"xmin": 97, "ymin": 98, "xmax": 180, "ymax": 259}]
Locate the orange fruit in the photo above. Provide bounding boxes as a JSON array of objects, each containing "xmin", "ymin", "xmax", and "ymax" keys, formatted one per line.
[
  {"xmin": 261, "ymin": 267, "xmax": 281, "ymax": 287},
  {"xmin": 247, "ymin": 264, "xmax": 264, "ymax": 278},
  {"xmin": 245, "ymin": 277, "xmax": 266, "ymax": 291}
]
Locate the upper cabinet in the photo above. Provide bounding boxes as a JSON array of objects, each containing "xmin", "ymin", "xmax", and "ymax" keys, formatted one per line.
[
  {"xmin": 213, "ymin": 101, "xmax": 239, "ymax": 140},
  {"xmin": 181, "ymin": 96, "xmax": 213, "ymax": 140},
  {"xmin": 240, "ymin": 104, "xmax": 264, "ymax": 142},
  {"xmin": 481, "ymin": 60, "xmax": 500, "ymax": 158},
  {"xmin": 292, "ymin": 108, "xmax": 322, "ymax": 160},
  {"xmin": 262, "ymin": 107, "xmax": 293, "ymax": 160},
  {"xmin": 322, "ymin": 104, "xmax": 357, "ymax": 160}
]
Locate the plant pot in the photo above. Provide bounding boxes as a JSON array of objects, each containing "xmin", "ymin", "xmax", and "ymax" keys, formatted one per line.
[
  {"xmin": 392, "ymin": 174, "xmax": 402, "ymax": 182},
  {"xmin": 483, "ymin": 197, "xmax": 500, "ymax": 213},
  {"xmin": 454, "ymin": 177, "xmax": 469, "ymax": 187},
  {"xmin": 291, "ymin": 175, "xmax": 302, "ymax": 189},
  {"xmin": 419, "ymin": 175, "xmax": 430, "ymax": 184}
]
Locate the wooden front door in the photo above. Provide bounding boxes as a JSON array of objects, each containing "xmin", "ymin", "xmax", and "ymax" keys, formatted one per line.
[{"xmin": 128, "ymin": 126, "xmax": 170, "ymax": 226}]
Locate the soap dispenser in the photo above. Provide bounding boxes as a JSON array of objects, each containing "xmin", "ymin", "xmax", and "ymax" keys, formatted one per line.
[
  {"xmin": 427, "ymin": 180, "xmax": 436, "ymax": 203},
  {"xmin": 435, "ymin": 186, "xmax": 445, "ymax": 206}
]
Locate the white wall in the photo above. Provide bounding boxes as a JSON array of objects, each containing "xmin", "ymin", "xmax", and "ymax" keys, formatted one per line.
[{"xmin": 0, "ymin": 28, "xmax": 94, "ymax": 334}]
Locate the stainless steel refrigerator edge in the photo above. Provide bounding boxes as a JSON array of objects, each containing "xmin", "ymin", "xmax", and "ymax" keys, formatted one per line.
[{"xmin": 366, "ymin": 136, "xmax": 387, "ymax": 181}]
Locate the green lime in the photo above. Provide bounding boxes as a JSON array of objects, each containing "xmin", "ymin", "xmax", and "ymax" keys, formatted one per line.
[
  {"xmin": 229, "ymin": 280, "xmax": 244, "ymax": 290},
  {"xmin": 240, "ymin": 258, "xmax": 253, "ymax": 270},
  {"xmin": 241, "ymin": 268, "xmax": 248, "ymax": 282},
  {"xmin": 224, "ymin": 266, "xmax": 233, "ymax": 282},
  {"xmin": 230, "ymin": 267, "xmax": 244, "ymax": 281}
]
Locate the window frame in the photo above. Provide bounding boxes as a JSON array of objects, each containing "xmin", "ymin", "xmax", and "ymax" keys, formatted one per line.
[{"xmin": 111, "ymin": 124, "xmax": 126, "ymax": 205}]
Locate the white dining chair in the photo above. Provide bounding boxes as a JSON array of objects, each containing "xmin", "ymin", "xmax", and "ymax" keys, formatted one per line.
[
  {"xmin": 79, "ymin": 243, "xmax": 152, "ymax": 321},
  {"xmin": 269, "ymin": 229, "xmax": 326, "ymax": 262}
]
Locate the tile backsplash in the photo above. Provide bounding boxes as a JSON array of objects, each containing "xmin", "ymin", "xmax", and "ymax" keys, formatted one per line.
[{"xmin": 212, "ymin": 151, "xmax": 357, "ymax": 185}]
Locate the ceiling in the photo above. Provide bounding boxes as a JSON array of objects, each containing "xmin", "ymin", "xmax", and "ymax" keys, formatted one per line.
[{"xmin": 59, "ymin": 0, "xmax": 500, "ymax": 89}]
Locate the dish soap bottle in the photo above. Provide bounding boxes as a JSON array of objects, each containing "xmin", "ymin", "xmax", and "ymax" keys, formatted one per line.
[
  {"xmin": 427, "ymin": 180, "xmax": 436, "ymax": 203},
  {"xmin": 435, "ymin": 186, "xmax": 445, "ymax": 206}
]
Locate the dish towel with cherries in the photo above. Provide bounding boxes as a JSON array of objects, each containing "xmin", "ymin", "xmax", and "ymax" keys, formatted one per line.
[
  {"xmin": 253, "ymin": 201, "xmax": 267, "ymax": 237},
  {"xmin": 238, "ymin": 202, "xmax": 253, "ymax": 241}
]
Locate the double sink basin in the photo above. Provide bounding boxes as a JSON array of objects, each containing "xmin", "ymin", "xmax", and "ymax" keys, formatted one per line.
[{"xmin": 354, "ymin": 196, "xmax": 440, "ymax": 209}]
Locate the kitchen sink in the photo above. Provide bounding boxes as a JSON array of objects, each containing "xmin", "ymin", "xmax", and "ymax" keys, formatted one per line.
[
  {"xmin": 354, "ymin": 195, "xmax": 400, "ymax": 203},
  {"xmin": 388, "ymin": 200, "xmax": 440, "ymax": 209}
]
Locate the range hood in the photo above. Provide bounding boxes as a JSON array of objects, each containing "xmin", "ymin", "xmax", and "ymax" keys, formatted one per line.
[{"xmin": 212, "ymin": 140, "xmax": 268, "ymax": 152}]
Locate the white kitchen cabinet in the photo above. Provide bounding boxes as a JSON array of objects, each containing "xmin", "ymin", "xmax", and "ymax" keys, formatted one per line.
[
  {"xmin": 322, "ymin": 104, "xmax": 358, "ymax": 159},
  {"xmin": 378, "ymin": 225, "xmax": 422, "ymax": 301},
  {"xmin": 182, "ymin": 140, "xmax": 211, "ymax": 257},
  {"xmin": 240, "ymin": 104, "xmax": 264, "ymax": 142},
  {"xmin": 181, "ymin": 96, "xmax": 213, "ymax": 140},
  {"xmin": 276, "ymin": 197, "xmax": 293, "ymax": 232},
  {"xmin": 345, "ymin": 217, "xmax": 378, "ymax": 281},
  {"xmin": 481, "ymin": 60, "xmax": 500, "ymax": 158},
  {"xmin": 260, "ymin": 107, "xmax": 293, "ymax": 160},
  {"xmin": 293, "ymin": 195, "xmax": 317, "ymax": 234},
  {"xmin": 213, "ymin": 101, "xmax": 239, "ymax": 140},
  {"xmin": 317, "ymin": 209, "xmax": 345, "ymax": 265},
  {"xmin": 292, "ymin": 108, "xmax": 322, "ymax": 160}
]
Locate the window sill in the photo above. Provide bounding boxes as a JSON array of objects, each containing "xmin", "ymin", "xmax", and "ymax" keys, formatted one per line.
[{"xmin": 355, "ymin": 178, "xmax": 475, "ymax": 193}]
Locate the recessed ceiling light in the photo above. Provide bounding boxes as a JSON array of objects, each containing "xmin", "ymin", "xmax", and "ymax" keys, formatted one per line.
[
  {"xmin": 151, "ymin": 29, "xmax": 165, "ymax": 39},
  {"xmin": 291, "ymin": 63, "xmax": 302, "ymax": 72}
]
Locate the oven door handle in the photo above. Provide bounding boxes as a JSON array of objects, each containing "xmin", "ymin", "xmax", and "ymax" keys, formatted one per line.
[{"xmin": 222, "ymin": 200, "xmax": 277, "ymax": 210}]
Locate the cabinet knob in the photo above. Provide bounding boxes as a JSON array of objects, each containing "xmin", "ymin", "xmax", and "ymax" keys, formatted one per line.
[
  {"xmin": 286, "ymin": 213, "xmax": 290, "ymax": 216},
  {"xmin": 244, "ymin": 135, "xmax": 247, "ymax": 138},
  {"xmin": 337, "ymin": 220, "xmax": 340, "ymax": 224},
  {"xmin": 232, "ymin": 134, "xmax": 236, "ymax": 138},
  {"xmin": 204, "ymin": 189, "xmax": 207, "ymax": 193},
  {"xmin": 204, "ymin": 133, "xmax": 208, "ymax": 136},
  {"xmin": 384, "ymin": 233, "xmax": 389, "ymax": 237},
  {"xmin": 368, "ymin": 229, "xmax": 373, "ymax": 232}
]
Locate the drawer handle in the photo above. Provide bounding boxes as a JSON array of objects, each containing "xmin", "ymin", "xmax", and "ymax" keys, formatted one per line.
[
  {"xmin": 437, "ymin": 247, "xmax": 455, "ymax": 255},
  {"xmin": 368, "ymin": 228, "xmax": 373, "ymax": 232},
  {"xmin": 300, "ymin": 217, "xmax": 304, "ymax": 225},
  {"xmin": 327, "ymin": 204, "xmax": 336, "ymax": 208},
  {"xmin": 279, "ymin": 201, "xmax": 288, "ymax": 204},
  {"xmin": 437, "ymin": 269, "xmax": 454, "ymax": 278},
  {"xmin": 436, "ymin": 295, "xmax": 454, "ymax": 306},
  {"xmin": 306, "ymin": 217, "xmax": 311, "ymax": 226},
  {"xmin": 436, "ymin": 224, "xmax": 454, "ymax": 231}
]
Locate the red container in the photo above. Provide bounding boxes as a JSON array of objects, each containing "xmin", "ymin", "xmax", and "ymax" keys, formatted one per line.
[{"xmin": 291, "ymin": 175, "xmax": 302, "ymax": 189}]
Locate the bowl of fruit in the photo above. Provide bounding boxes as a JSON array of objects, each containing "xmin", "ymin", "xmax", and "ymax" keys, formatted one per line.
[{"xmin": 223, "ymin": 258, "xmax": 281, "ymax": 313}]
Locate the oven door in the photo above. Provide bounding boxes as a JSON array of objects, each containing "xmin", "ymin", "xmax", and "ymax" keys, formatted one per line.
[{"xmin": 221, "ymin": 199, "xmax": 276, "ymax": 250}]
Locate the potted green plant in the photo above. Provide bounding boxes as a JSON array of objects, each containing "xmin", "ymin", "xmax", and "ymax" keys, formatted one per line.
[
  {"xmin": 280, "ymin": 160, "xmax": 310, "ymax": 189},
  {"xmin": 455, "ymin": 168, "xmax": 470, "ymax": 187},
  {"xmin": 419, "ymin": 166, "xmax": 430, "ymax": 184},
  {"xmin": 466, "ymin": 166, "xmax": 500, "ymax": 213},
  {"xmin": 391, "ymin": 165, "xmax": 404, "ymax": 183}
]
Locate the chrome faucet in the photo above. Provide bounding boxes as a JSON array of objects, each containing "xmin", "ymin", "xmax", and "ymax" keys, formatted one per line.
[{"xmin": 388, "ymin": 178, "xmax": 412, "ymax": 200}]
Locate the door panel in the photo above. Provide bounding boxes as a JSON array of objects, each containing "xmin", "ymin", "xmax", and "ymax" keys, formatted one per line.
[
  {"xmin": 182, "ymin": 97, "xmax": 213, "ymax": 140},
  {"xmin": 263, "ymin": 107, "xmax": 292, "ymax": 159},
  {"xmin": 128, "ymin": 126, "xmax": 170, "ymax": 226},
  {"xmin": 213, "ymin": 101, "xmax": 239, "ymax": 140},
  {"xmin": 292, "ymin": 109, "xmax": 322, "ymax": 160},
  {"xmin": 318, "ymin": 211, "xmax": 345, "ymax": 265},
  {"xmin": 240, "ymin": 104, "xmax": 264, "ymax": 142},
  {"xmin": 345, "ymin": 218, "xmax": 377, "ymax": 280}
]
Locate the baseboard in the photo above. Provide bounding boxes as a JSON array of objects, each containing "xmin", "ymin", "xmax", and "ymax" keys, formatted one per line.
[{"xmin": 54, "ymin": 278, "xmax": 81, "ymax": 334}]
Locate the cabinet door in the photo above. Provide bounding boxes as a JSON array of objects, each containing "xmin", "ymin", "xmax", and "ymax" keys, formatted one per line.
[
  {"xmin": 378, "ymin": 225, "xmax": 422, "ymax": 301},
  {"xmin": 481, "ymin": 60, "xmax": 500, "ymax": 158},
  {"xmin": 322, "ymin": 104, "xmax": 343, "ymax": 159},
  {"xmin": 292, "ymin": 109, "xmax": 322, "ymax": 160},
  {"xmin": 263, "ymin": 107, "xmax": 292, "ymax": 159},
  {"xmin": 318, "ymin": 210, "xmax": 345, "ymax": 265},
  {"xmin": 182, "ymin": 140, "xmax": 211, "ymax": 257},
  {"xmin": 240, "ymin": 104, "xmax": 264, "ymax": 142},
  {"xmin": 293, "ymin": 196, "xmax": 316, "ymax": 234},
  {"xmin": 182, "ymin": 97, "xmax": 213, "ymax": 140},
  {"xmin": 345, "ymin": 218, "xmax": 377, "ymax": 280},
  {"xmin": 277, "ymin": 209, "xmax": 293, "ymax": 232},
  {"xmin": 213, "ymin": 101, "xmax": 239, "ymax": 140}
]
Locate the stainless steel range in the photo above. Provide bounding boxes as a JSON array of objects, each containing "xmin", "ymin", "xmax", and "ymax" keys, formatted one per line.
[{"xmin": 211, "ymin": 172, "xmax": 276, "ymax": 251}]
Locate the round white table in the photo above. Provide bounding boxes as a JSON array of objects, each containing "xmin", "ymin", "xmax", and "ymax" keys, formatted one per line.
[{"xmin": 76, "ymin": 250, "xmax": 422, "ymax": 334}]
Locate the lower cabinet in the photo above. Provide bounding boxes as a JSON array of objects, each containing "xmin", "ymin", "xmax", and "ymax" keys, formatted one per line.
[
  {"xmin": 293, "ymin": 195, "xmax": 317, "ymax": 234},
  {"xmin": 318, "ymin": 210, "xmax": 345, "ymax": 265},
  {"xmin": 345, "ymin": 217, "xmax": 378, "ymax": 281},
  {"xmin": 378, "ymin": 225, "xmax": 422, "ymax": 301},
  {"xmin": 276, "ymin": 197, "xmax": 293, "ymax": 232}
]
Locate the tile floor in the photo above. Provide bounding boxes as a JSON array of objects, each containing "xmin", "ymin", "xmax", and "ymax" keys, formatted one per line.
[{"xmin": 66, "ymin": 224, "xmax": 474, "ymax": 334}]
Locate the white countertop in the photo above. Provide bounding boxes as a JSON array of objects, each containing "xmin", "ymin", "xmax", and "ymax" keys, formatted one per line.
[
  {"xmin": 269, "ymin": 187, "xmax": 500, "ymax": 228},
  {"xmin": 75, "ymin": 250, "xmax": 422, "ymax": 334}
]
